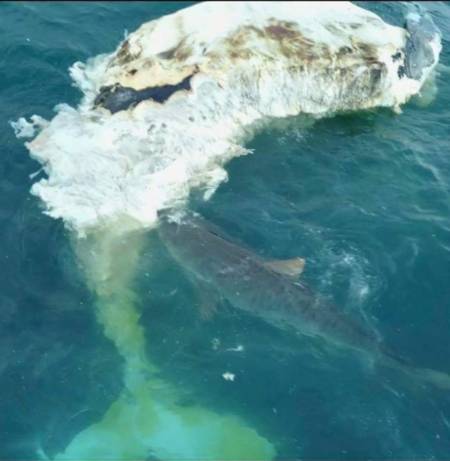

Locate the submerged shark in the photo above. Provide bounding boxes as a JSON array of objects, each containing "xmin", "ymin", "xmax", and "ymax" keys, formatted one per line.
[{"xmin": 158, "ymin": 211, "xmax": 450, "ymax": 390}]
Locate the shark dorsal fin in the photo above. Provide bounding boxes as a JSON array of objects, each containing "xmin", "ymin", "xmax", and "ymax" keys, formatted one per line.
[{"xmin": 263, "ymin": 257, "xmax": 305, "ymax": 278}]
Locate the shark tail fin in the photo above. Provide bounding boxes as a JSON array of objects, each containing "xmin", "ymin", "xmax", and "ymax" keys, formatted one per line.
[
  {"xmin": 410, "ymin": 367, "xmax": 450, "ymax": 391},
  {"xmin": 380, "ymin": 348, "xmax": 450, "ymax": 391}
]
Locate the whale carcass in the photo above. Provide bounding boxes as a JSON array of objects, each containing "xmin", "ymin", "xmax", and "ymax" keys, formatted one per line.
[
  {"xmin": 17, "ymin": 1, "xmax": 441, "ymax": 235},
  {"xmin": 95, "ymin": 2, "xmax": 441, "ymax": 115}
]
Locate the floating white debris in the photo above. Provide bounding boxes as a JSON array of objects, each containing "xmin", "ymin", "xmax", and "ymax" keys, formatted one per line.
[
  {"xmin": 222, "ymin": 372, "xmax": 236, "ymax": 381},
  {"xmin": 10, "ymin": 115, "xmax": 47, "ymax": 139}
]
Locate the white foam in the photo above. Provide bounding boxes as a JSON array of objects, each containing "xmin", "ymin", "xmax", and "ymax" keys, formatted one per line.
[
  {"xmin": 10, "ymin": 115, "xmax": 48, "ymax": 139},
  {"xmin": 16, "ymin": 1, "xmax": 440, "ymax": 235}
]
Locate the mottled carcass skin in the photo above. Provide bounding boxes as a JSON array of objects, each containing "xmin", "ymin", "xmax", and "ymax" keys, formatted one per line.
[
  {"xmin": 94, "ymin": 1, "xmax": 441, "ymax": 115},
  {"xmin": 23, "ymin": 2, "xmax": 441, "ymax": 235}
]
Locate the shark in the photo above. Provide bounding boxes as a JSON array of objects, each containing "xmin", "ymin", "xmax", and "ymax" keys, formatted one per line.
[{"xmin": 158, "ymin": 211, "xmax": 450, "ymax": 391}]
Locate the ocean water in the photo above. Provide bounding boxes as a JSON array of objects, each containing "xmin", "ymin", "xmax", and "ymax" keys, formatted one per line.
[{"xmin": 2, "ymin": 1, "xmax": 450, "ymax": 460}]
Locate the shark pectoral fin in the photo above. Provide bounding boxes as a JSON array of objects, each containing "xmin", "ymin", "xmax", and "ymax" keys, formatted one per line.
[
  {"xmin": 198, "ymin": 294, "xmax": 217, "ymax": 320},
  {"xmin": 194, "ymin": 279, "xmax": 221, "ymax": 320},
  {"xmin": 263, "ymin": 257, "xmax": 306, "ymax": 278}
]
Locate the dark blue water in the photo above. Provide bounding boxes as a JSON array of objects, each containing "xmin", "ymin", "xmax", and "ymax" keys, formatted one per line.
[{"xmin": 2, "ymin": 2, "xmax": 450, "ymax": 459}]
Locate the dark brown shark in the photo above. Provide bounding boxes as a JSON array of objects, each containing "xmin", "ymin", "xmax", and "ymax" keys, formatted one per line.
[{"xmin": 158, "ymin": 211, "xmax": 450, "ymax": 391}]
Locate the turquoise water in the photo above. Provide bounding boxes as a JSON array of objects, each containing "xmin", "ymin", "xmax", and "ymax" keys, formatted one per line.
[{"xmin": 2, "ymin": 1, "xmax": 450, "ymax": 459}]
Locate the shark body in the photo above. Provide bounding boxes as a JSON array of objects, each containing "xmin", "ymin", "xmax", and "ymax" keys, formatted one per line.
[
  {"xmin": 158, "ymin": 212, "xmax": 450, "ymax": 391},
  {"xmin": 158, "ymin": 212, "xmax": 382, "ymax": 356}
]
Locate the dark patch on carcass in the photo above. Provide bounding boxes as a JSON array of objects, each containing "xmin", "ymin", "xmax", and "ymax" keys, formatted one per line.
[
  {"xmin": 265, "ymin": 23, "xmax": 299, "ymax": 41},
  {"xmin": 115, "ymin": 39, "xmax": 140, "ymax": 66},
  {"xmin": 157, "ymin": 38, "xmax": 193, "ymax": 62},
  {"xmin": 173, "ymin": 45, "xmax": 192, "ymax": 62},
  {"xmin": 245, "ymin": 25, "xmax": 265, "ymax": 38},
  {"xmin": 158, "ymin": 46, "xmax": 178, "ymax": 60},
  {"xmin": 94, "ymin": 74, "xmax": 194, "ymax": 114},
  {"xmin": 223, "ymin": 20, "xmax": 335, "ymax": 65},
  {"xmin": 325, "ymin": 23, "xmax": 342, "ymax": 35},
  {"xmin": 263, "ymin": 20, "xmax": 318, "ymax": 62},
  {"xmin": 369, "ymin": 64, "xmax": 386, "ymax": 95},
  {"xmin": 337, "ymin": 46, "xmax": 353, "ymax": 57},
  {"xmin": 224, "ymin": 26, "xmax": 261, "ymax": 61},
  {"xmin": 392, "ymin": 51, "xmax": 407, "ymax": 79},
  {"xmin": 370, "ymin": 67, "xmax": 382, "ymax": 86},
  {"xmin": 349, "ymin": 40, "xmax": 381, "ymax": 67},
  {"xmin": 349, "ymin": 22, "xmax": 362, "ymax": 30},
  {"xmin": 355, "ymin": 42, "xmax": 376, "ymax": 59},
  {"xmin": 391, "ymin": 51, "xmax": 402, "ymax": 62},
  {"xmin": 397, "ymin": 65, "xmax": 406, "ymax": 79}
]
